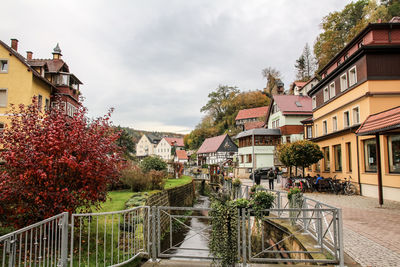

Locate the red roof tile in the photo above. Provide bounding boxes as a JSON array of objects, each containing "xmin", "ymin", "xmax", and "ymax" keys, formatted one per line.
[
  {"xmin": 197, "ymin": 134, "xmax": 227, "ymax": 154},
  {"xmin": 164, "ymin": 137, "xmax": 184, "ymax": 147},
  {"xmin": 175, "ymin": 150, "xmax": 188, "ymax": 160},
  {"xmin": 244, "ymin": 121, "xmax": 265, "ymax": 130},
  {"xmin": 28, "ymin": 59, "xmax": 68, "ymax": 73},
  {"xmin": 294, "ymin": 81, "xmax": 307, "ymax": 87},
  {"xmin": 273, "ymin": 95, "xmax": 312, "ymax": 115},
  {"xmin": 235, "ymin": 106, "xmax": 269, "ymax": 120},
  {"xmin": 356, "ymin": 106, "xmax": 400, "ymax": 135}
]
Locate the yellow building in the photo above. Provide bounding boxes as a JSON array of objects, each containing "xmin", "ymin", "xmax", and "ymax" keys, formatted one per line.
[
  {"xmin": 306, "ymin": 21, "xmax": 400, "ymax": 202},
  {"xmin": 0, "ymin": 39, "xmax": 54, "ymax": 127}
]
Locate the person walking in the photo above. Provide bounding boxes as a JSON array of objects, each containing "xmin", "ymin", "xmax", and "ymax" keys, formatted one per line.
[{"xmin": 268, "ymin": 168, "xmax": 275, "ymax": 190}]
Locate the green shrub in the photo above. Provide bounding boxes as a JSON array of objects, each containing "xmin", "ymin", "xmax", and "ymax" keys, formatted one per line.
[
  {"xmin": 120, "ymin": 164, "xmax": 149, "ymax": 192},
  {"xmin": 232, "ymin": 178, "xmax": 241, "ymax": 187},
  {"xmin": 250, "ymin": 191, "xmax": 275, "ymax": 220},
  {"xmin": 148, "ymin": 170, "xmax": 166, "ymax": 190},
  {"xmin": 231, "ymin": 198, "xmax": 250, "ymax": 210},
  {"xmin": 140, "ymin": 156, "xmax": 167, "ymax": 173}
]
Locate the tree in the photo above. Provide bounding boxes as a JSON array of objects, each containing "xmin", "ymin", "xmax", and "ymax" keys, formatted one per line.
[
  {"xmin": 290, "ymin": 140, "xmax": 324, "ymax": 178},
  {"xmin": 261, "ymin": 67, "xmax": 282, "ymax": 96},
  {"xmin": 140, "ymin": 156, "xmax": 167, "ymax": 173},
  {"xmin": 115, "ymin": 126, "xmax": 135, "ymax": 159},
  {"xmin": 295, "ymin": 43, "xmax": 316, "ymax": 81},
  {"xmin": 314, "ymin": 0, "xmax": 392, "ymax": 71},
  {"xmin": 277, "ymin": 143, "xmax": 296, "ymax": 178},
  {"xmin": 0, "ymin": 98, "xmax": 123, "ymax": 228}
]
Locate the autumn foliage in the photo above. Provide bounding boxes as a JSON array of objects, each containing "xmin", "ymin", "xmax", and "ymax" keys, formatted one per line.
[{"xmin": 0, "ymin": 98, "xmax": 123, "ymax": 227}]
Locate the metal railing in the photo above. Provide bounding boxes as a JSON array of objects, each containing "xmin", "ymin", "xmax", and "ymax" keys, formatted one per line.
[
  {"xmin": 0, "ymin": 212, "xmax": 69, "ymax": 267},
  {"xmin": 69, "ymin": 206, "xmax": 149, "ymax": 267}
]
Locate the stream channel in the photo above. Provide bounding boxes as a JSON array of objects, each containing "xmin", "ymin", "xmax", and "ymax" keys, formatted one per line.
[{"xmin": 160, "ymin": 195, "xmax": 211, "ymax": 259}]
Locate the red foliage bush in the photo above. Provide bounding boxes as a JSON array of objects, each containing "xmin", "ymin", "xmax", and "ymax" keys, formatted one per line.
[{"xmin": 0, "ymin": 98, "xmax": 123, "ymax": 227}]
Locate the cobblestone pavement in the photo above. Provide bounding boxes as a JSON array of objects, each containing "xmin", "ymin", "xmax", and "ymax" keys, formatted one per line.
[{"xmin": 241, "ymin": 179, "xmax": 400, "ymax": 266}]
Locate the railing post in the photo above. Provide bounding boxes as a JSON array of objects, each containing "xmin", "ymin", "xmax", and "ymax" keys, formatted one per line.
[
  {"xmin": 338, "ymin": 208, "xmax": 345, "ymax": 267},
  {"xmin": 277, "ymin": 191, "xmax": 281, "ymax": 210},
  {"xmin": 316, "ymin": 203, "xmax": 323, "ymax": 249},
  {"xmin": 151, "ymin": 206, "xmax": 157, "ymax": 262},
  {"xmin": 60, "ymin": 212, "xmax": 69, "ymax": 267},
  {"xmin": 241, "ymin": 208, "xmax": 247, "ymax": 266}
]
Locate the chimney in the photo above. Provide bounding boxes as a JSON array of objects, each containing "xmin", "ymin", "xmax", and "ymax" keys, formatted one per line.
[
  {"xmin": 26, "ymin": 51, "xmax": 33, "ymax": 60},
  {"xmin": 11, "ymin": 39, "xmax": 18, "ymax": 51}
]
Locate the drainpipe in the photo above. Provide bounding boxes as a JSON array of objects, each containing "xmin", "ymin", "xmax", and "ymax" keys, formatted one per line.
[
  {"xmin": 356, "ymin": 135, "xmax": 362, "ymax": 194},
  {"xmin": 375, "ymin": 133, "xmax": 384, "ymax": 206}
]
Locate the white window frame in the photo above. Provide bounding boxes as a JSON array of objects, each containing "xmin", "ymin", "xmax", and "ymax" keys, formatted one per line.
[
  {"xmin": 344, "ymin": 110, "xmax": 350, "ymax": 128},
  {"xmin": 329, "ymin": 82, "xmax": 336, "ymax": 98},
  {"xmin": 0, "ymin": 88, "xmax": 8, "ymax": 107},
  {"xmin": 312, "ymin": 96, "xmax": 316, "ymax": 109},
  {"xmin": 38, "ymin": 94, "xmax": 43, "ymax": 112},
  {"xmin": 352, "ymin": 106, "xmax": 360, "ymax": 125},
  {"xmin": 0, "ymin": 59, "xmax": 8, "ymax": 73},
  {"xmin": 332, "ymin": 116, "xmax": 337, "ymax": 132},
  {"xmin": 349, "ymin": 66, "xmax": 357, "ymax": 87},
  {"xmin": 323, "ymin": 87, "xmax": 329, "ymax": 102},
  {"xmin": 340, "ymin": 73, "xmax": 348, "ymax": 92},
  {"xmin": 323, "ymin": 120, "xmax": 328, "ymax": 135}
]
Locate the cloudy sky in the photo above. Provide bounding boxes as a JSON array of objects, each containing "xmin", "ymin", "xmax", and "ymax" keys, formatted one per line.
[{"xmin": 2, "ymin": 0, "xmax": 351, "ymax": 133}]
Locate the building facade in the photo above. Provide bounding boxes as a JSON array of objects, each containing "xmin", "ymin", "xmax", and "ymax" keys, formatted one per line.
[
  {"xmin": 155, "ymin": 137, "xmax": 184, "ymax": 161},
  {"xmin": 174, "ymin": 150, "xmax": 189, "ymax": 164},
  {"xmin": 0, "ymin": 39, "xmax": 55, "ymax": 127},
  {"xmin": 135, "ymin": 134, "xmax": 161, "ymax": 158},
  {"xmin": 197, "ymin": 134, "xmax": 238, "ymax": 166},
  {"xmin": 235, "ymin": 106, "xmax": 269, "ymax": 131},
  {"xmin": 306, "ymin": 20, "xmax": 400, "ymax": 201}
]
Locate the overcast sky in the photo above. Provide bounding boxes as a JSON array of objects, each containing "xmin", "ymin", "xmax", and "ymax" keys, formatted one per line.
[{"xmin": 2, "ymin": 0, "xmax": 351, "ymax": 133}]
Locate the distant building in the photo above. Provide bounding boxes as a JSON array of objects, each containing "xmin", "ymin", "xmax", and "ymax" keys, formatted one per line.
[
  {"xmin": 266, "ymin": 95, "xmax": 312, "ymax": 143},
  {"xmin": 197, "ymin": 134, "xmax": 238, "ymax": 166},
  {"xmin": 290, "ymin": 77, "xmax": 319, "ymax": 96},
  {"xmin": 174, "ymin": 150, "xmax": 189, "ymax": 164},
  {"xmin": 235, "ymin": 106, "xmax": 269, "ymax": 131},
  {"xmin": 235, "ymin": 128, "xmax": 281, "ymax": 178},
  {"xmin": 136, "ymin": 134, "xmax": 161, "ymax": 158},
  {"xmin": 155, "ymin": 137, "xmax": 184, "ymax": 161}
]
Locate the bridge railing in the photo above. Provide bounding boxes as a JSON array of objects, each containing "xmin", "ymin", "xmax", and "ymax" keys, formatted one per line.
[{"xmin": 0, "ymin": 212, "xmax": 69, "ymax": 267}]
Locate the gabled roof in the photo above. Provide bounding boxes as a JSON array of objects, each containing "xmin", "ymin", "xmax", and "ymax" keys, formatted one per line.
[
  {"xmin": 293, "ymin": 81, "xmax": 307, "ymax": 88},
  {"xmin": 0, "ymin": 40, "xmax": 56, "ymax": 90},
  {"xmin": 146, "ymin": 134, "xmax": 161, "ymax": 144},
  {"xmin": 244, "ymin": 121, "xmax": 265, "ymax": 130},
  {"xmin": 175, "ymin": 150, "xmax": 188, "ymax": 160},
  {"xmin": 356, "ymin": 106, "xmax": 400, "ymax": 136},
  {"xmin": 197, "ymin": 134, "xmax": 228, "ymax": 154},
  {"xmin": 235, "ymin": 106, "xmax": 269, "ymax": 121},
  {"xmin": 28, "ymin": 59, "xmax": 69, "ymax": 73},
  {"xmin": 273, "ymin": 95, "xmax": 312, "ymax": 115},
  {"xmin": 164, "ymin": 137, "xmax": 184, "ymax": 147},
  {"xmin": 236, "ymin": 128, "xmax": 281, "ymax": 139}
]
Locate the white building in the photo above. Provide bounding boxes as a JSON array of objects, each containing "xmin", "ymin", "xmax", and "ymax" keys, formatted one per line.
[
  {"xmin": 266, "ymin": 95, "xmax": 312, "ymax": 144},
  {"xmin": 291, "ymin": 77, "xmax": 319, "ymax": 96},
  {"xmin": 155, "ymin": 137, "xmax": 184, "ymax": 161},
  {"xmin": 174, "ymin": 150, "xmax": 189, "ymax": 164},
  {"xmin": 135, "ymin": 134, "xmax": 161, "ymax": 158}
]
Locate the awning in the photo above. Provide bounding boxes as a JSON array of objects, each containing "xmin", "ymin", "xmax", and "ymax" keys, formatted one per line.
[
  {"xmin": 235, "ymin": 128, "xmax": 281, "ymax": 139},
  {"xmin": 356, "ymin": 106, "xmax": 400, "ymax": 136}
]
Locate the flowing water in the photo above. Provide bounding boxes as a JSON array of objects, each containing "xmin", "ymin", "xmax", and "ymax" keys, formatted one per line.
[{"xmin": 160, "ymin": 195, "xmax": 211, "ymax": 259}]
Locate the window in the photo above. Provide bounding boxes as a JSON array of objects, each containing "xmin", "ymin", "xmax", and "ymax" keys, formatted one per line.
[
  {"xmin": 316, "ymin": 161, "xmax": 321, "ymax": 172},
  {"xmin": 364, "ymin": 139, "xmax": 377, "ymax": 172},
  {"xmin": 388, "ymin": 135, "xmax": 400, "ymax": 173},
  {"xmin": 45, "ymin": 98, "xmax": 50, "ymax": 111},
  {"xmin": 332, "ymin": 116, "xmax": 337, "ymax": 132},
  {"xmin": 315, "ymin": 124, "xmax": 318, "ymax": 137},
  {"xmin": 286, "ymin": 136, "xmax": 291, "ymax": 143},
  {"xmin": 247, "ymin": 154, "xmax": 252, "ymax": 163},
  {"xmin": 276, "ymin": 119, "xmax": 279, "ymax": 128},
  {"xmin": 352, "ymin": 107, "xmax": 360, "ymax": 124},
  {"xmin": 329, "ymin": 82, "xmax": 335, "ymax": 98},
  {"xmin": 323, "ymin": 87, "xmax": 329, "ymax": 102},
  {"xmin": 0, "ymin": 89, "xmax": 7, "ymax": 107},
  {"xmin": 346, "ymin": 142, "xmax": 352, "ymax": 172},
  {"xmin": 323, "ymin": 147, "xmax": 330, "ymax": 171},
  {"xmin": 38, "ymin": 95, "xmax": 43, "ymax": 112},
  {"xmin": 312, "ymin": 96, "xmax": 316, "ymax": 109},
  {"xmin": 340, "ymin": 73, "xmax": 348, "ymax": 91},
  {"xmin": 349, "ymin": 66, "xmax": 357, "ymax": 87},
  {"xmin": 323, "ymin": 120, "xmax": 328, "ymax": 135},
  {"xmin": 307, "ymin": 126, "xmax": 312, "ymax": 139},
  {"xmin": 334, "ymin": 145, "xmax": 342, "ymax": 172},
  {"xmin": 240, "ymin": 155, "xmax": 244, "ymax": 163},
  {"xmin": 272, "ymin": 104, "xmax": 279, "ymax": 114},
  {"xmin": 358, "ymin": 40, "xmax": 364, "ymax": 48},
  {"xmin": 0, "ymin": 60, "xmax": 8, "ymax": 73},
  {"xmin": 344, "ymin": 111, "xmax": 350, "ymax": 128}
]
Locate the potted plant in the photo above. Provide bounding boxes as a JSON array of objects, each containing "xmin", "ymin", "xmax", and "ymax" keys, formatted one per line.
[
  {"xmin": 232, "ymin": 198, "xmax": 250, "ymax": 216},
  {"xmin": 232, "ymin": 178, "xmax": 241, "ymax": 198},
  {"xmin": 250, "ymin": 191, "xmax": 275, "ymax": 218}
]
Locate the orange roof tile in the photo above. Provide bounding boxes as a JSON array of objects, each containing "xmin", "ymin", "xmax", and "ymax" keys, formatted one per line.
[
  {"xmin": 175, "ymin": 150, "xmax": 188, "ymax": 160},
  {"xmin": 244, "ymin": 121, "xmax": 265, "ymax": 130},
  {"xmin": 235, "ymin": 106, "xmax": 269, "ymax": 121},
  {"xmin": 356, "ymin": 106, "xmax": 400, "ymax": 135},
  {"xmin": 164, "ymin": 137, "xmax": 184, "ymax": 147}
]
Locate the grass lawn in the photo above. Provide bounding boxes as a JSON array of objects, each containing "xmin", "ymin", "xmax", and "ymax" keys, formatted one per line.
[
  {"xmin": 164, "ymin": 175, "xmax": 193, "ymax": 190},
  {"xmin": 98, "ymin": 190, "xmax": 136, "ymax": 212}
]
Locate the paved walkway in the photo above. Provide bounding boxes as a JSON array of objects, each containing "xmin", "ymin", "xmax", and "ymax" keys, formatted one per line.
[{"xmin": 241, "ymin": 178, "xmax": 400, "ymax": 267}]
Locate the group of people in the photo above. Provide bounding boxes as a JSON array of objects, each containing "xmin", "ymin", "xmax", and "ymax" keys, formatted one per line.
[{"xmin": 253, "ymin": 167, "xmax": 279, "ymax": 190}]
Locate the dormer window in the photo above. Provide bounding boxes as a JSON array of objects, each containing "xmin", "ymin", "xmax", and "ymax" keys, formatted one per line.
[
  {"xmin": 344, "ymin": 53, "xmax": 349, "ymax": 60},
  {"xmin": 358, "ymin": 40, "xmax": 364, "ymax": 48},
  {"xmin": 0, "ymin": 60, "xmax": 8, "ymax": 73}
]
